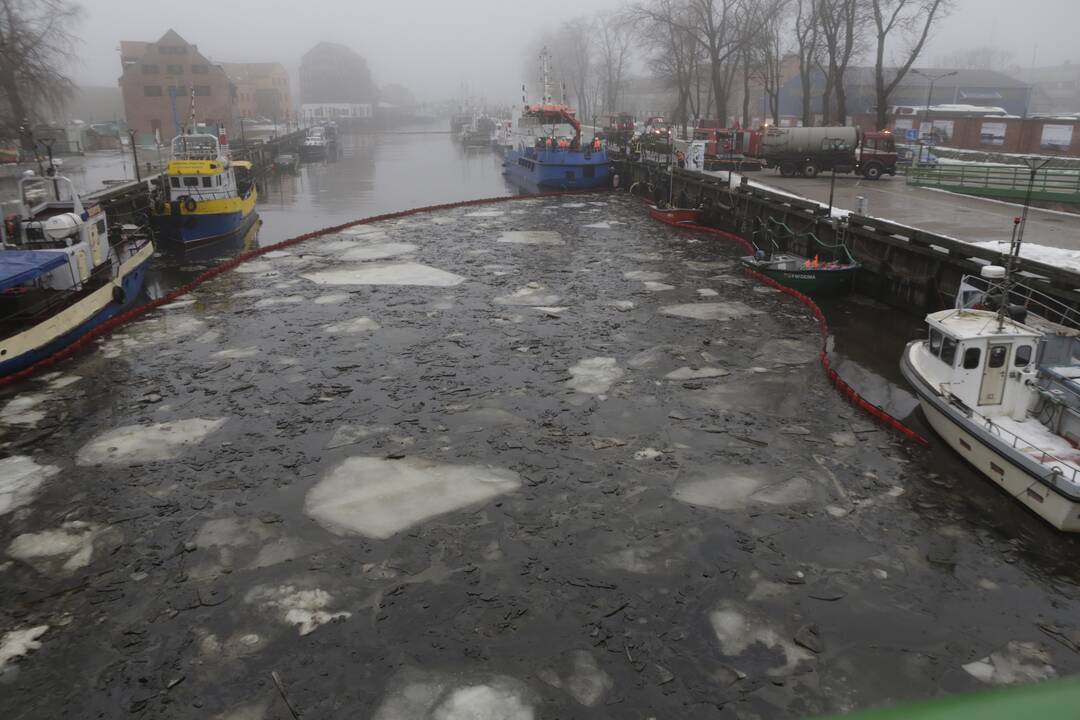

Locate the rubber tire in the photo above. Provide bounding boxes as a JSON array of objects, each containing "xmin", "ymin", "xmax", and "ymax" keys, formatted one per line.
[
  {"xmin": 182, "ymin": 196, "xmax": 197, "ymax": 212},
  {"xmin": 863, "ymin": 163, "xmax": 883, "ymax": 181},
  {"xmin": 779, "ymin": 162, "xmax": 796, "ymax": 178},
  {"xmin": 112, "ymin": 285, "xmax": 126, "ymax": 305},
  {"xmin": 802, "ymin": 163, "xmax": 819, "ymax": 179}
]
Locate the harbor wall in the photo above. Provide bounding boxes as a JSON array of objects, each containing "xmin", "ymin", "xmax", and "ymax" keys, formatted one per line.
[{"xmin": 615, "ymin": 158, "xmax": 1080, "ymax": 316}]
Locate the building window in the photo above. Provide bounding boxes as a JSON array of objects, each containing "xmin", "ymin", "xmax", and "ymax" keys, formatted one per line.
[
  {"xmin": 166, "ymin": 63, "xmax": 184, "ymax": 74},
  {"xmin": 159, "ymin": 45, "xmax": 187, "ymax": 55},
  {"xmin": 191, "ymin": 64, "xmax": 208, "ymax": 74},
  {"xmin": 144, "ymin": 85, "xmax": 162, "ymax": 97},
  {"xmin": 194, "ymin": 85, "xmax": 211, "ymax": 97},
  {"xmin": 168, "ymin": 85, "xmax": 187, "ymax": 96},
  {"xmin": 142, "ymin": 64, "xmax": 159, "ymax": 74}
]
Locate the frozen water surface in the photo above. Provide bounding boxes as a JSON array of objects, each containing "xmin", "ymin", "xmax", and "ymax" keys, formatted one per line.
[
  {"xmin": 494, "ymin": 284, "xmax": 561, "ymax": 306},
  {"xmin": 252, "ymin": 295, "xmax": 304, "ymax": 309},
  {"xmin": 0, "ymin": 456, "xmax": 60, "ymax": 515},
  {"xmin": 76, "ymin": 417, "xmax": 228, "ymax": 465},
  {"xmin": 373, "ymin": 669, "xmax": 535, "ymax": 720},
  {"xmin": 213, "ymin": 347, "xmax": 260, "ymax": 359},
  {"xmin": 539, "ymin": 650, "xmax": 613, "ymax": 707},
  {"xmin": 302, "ymin": 262, "xmax": 466, "ymax": 287},
  {"xmin": 710, "ymin": 602, "xmax": 812, "ymax": 675},
  {"xmin": 233, "ymin": 260, "xmax": 274, "ymax": 274},
  {"xmin": 0, "ymin": 393, "xmax": 48, "ymax": 426},
  {"xmin": 465, "ymin": 210, "xmax": 505, "ymax": 218},
  {"xmin": 8, "ymin": 521, "xmax": 105, "ymax": 574},
  {"xmin": 245, "ymin": 584, "xmax": 350, "ymax": 636},
  {"xmin": 962, "ymin": 642, "xmax": 1057, "ymax": 685},
  {"xmin": 566, "ymin": 357, "xmax": 624, "ymax": 395},
  {"xmin": 623, "ymin": 270, "xmax": 668, "ymax": 281},
  {"xmin": 305, "ymin": 456, "xmax": 521, "ymax": 539},
  {"xmin": 326, "ymin": 424, "xmax": 388, "ymax": 449},
  {"xmin": 664, "ymin": 366, "xmax": 730, "ymax": 380},
  {"xmin": 313, "ymin": 292, "xmax": 351, "ymax": 305},
  {"xmin": 497, "ymin": 231, "xmax": 564, "ymax": 246},
  {"xmin": 0, "ymin": 625, "xmax": 48, "ymax": 672},
  {"xmin": 644, "ymin": 281, "xmax": 676, "ymax": 292},
  {"xmin": 675, "ymin": 470, "xmax": 813, "ymax": 511}
]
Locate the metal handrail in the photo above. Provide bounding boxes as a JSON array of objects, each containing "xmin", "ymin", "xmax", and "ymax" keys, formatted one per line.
[
  {"xmin": 981, "ymin": 415, "xmax": 1080, "ymax": 486},
  {"xmin": 956, "ymin": 274, "xmax": 1080, "ymax": 332}
]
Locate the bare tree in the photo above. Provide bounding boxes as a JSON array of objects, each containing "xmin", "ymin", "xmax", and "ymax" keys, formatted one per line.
[
  {"xmin": 0, "ymin": 0, "xmax": 82, "ymax": 141},
  {"xmin": 631, "ymin": 0, "xmax": 703, "ymax": 135},
  {"xmin": 817, "ymin": 0, "xmax": 861, "ymax": 125},
  {"xmin": 596, "ymin": 13, "xmax": 633, "ymax": 117},
  {"xmin": 558, "ymin": 20, "xmax": 594, "ymax": 122},
  {"xmin": 871, "ymin": 0, "xmax": 951, "ymax": 130},
  {"xmin": 745, "ymin": 0, "xmax": 791, "ymax": 125},
  {"xmin": 793, "ymin": 0, "xmax": 820, "ymax": 125},
  {"xmin": 685, "ymin": 0, "xmax": 745, "ymax": 125}
]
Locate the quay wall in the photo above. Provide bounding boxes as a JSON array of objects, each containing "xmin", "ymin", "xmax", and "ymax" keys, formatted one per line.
[{"xmin": 615, "ymin": 157, "xmax": 1080, "ymax": 316}]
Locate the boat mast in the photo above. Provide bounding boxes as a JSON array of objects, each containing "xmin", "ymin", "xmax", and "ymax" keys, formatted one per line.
[
  {"xmin": 998, "ymin": 156, "xmax": 1051, "ymax": 329},
  {"xmin": 539, "ymin": 47, "xmax": 552, "ymax": 106}
]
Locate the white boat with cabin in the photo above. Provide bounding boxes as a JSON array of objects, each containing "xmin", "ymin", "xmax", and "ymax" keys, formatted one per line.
[{"xmin": 901, "ymin": 267, "xmax": 1080, "ymax": 531}]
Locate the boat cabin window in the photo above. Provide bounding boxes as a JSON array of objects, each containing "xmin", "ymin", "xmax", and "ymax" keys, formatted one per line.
[
  {"xmin": 988, "ymin": 345, "xmax": 1008, "ymax": 368},
  {"xmin": 215, "ymin": 176, "xmax": 221, "ymax": 186},
  {"xmin": 929, "ymin": 328, "xmax": 942, "ymax": 355},
  {"xmin": 940, "ymin": 336, "xmax": 957, "ymax": 366},
  {"xmin": 183, "ymin": 177, "xmax": 199, "ymax": 187},
  {"xmin": 963, "ymin": 347, "xmax": 981, "ymax": 370},
  {"xmin": 170, "ymin": 177, "xmax": 180, "ymax": 188},
  {"xmin": 1016, "ymin": 345, "xmax": 1032, "ymax": 367},
  {"xmin": 202, "ymin": 177, "xmax": 212, "ymax": 188}
]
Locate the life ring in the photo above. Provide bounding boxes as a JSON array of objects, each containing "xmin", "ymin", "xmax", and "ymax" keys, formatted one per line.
[
  {"xmin": 181, "ymin": 196, "xmax": 197, "ymax": 213},
  {"xmin": 112, "ymin": 285, "xmax": 126, "ymax": 305},
  {"xmin": 4, "ymin": 213, "xmax": 18, "ymax": 239}
]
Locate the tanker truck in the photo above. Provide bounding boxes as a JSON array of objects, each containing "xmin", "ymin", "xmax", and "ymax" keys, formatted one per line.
[{"xmin": 757, "ymin": 126, "xmax": 897, "ymax": 180}]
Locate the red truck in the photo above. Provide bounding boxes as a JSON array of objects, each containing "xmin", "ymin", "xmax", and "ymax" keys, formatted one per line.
[
  {"xmin": 692, "ymin": 126, "xmax": 762, "ymax": 160},
  {"xmin": 601, "ymin": 112, "xmax": 635, "ymax": 144}
]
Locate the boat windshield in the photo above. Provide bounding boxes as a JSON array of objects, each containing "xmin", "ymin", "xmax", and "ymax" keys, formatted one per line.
[{"xmin": 171, "ymin": 134, "xmax": 219, "ymax": 161}]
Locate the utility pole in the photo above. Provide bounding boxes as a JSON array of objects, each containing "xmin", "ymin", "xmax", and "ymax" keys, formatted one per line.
[{"xmin": 128, "ymin": 129, "xmax": 142, "ymax": 182}]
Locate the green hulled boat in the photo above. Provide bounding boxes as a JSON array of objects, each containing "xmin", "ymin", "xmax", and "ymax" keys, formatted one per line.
[{"xmin": 741, "ymin": 252, "xmax": 859, "ymax": 294}]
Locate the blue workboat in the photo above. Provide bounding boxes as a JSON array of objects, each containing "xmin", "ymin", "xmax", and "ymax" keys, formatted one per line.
[
  {"xmin": 503, "ymin": 104, "xmax": 610, "ymax": 190},
  {"xmin": 0, "ymin": 174, "xmax": 153, "ymax": 377}
]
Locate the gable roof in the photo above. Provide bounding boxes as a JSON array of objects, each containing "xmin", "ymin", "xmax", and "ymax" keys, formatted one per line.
[{"xmin": 846, "ymin": 67, "xmax": 1028, "ymax": 89}]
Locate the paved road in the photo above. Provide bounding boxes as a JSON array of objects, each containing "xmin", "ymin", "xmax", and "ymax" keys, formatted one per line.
[{"xmin": 744, "ymin": 171, "xmax": 1080, "ymax": 251}]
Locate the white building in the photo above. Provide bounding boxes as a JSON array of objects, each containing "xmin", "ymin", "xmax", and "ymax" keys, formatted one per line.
[{"xmin": 300, "ymin": 103, "xmax": 373, "ymax": 125}]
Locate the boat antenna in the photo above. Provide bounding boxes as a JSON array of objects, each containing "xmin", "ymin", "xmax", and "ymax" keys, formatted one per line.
[
  {"xmin": 522, "ymin": 83, "xmax": 527, "ymax": 110},
  {"xmin": 540, "ymin": 47, "xmax": 552, "ymax": 105},
  {"xmin": 188, "ymin": 87, "xmax": 197, "ymax": 135},
  {"xmin": 998, "ymin": 155, "xmax": 1052, "ymax": 329}
]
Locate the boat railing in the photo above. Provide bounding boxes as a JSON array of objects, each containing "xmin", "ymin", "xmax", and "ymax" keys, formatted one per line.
[
  {"xmin": 974, "ymin": 410, "xmax": 1080, "ymax": 489},
  {"xmin": 760, "ymin": 217, "xmax": 856, "ymax": 264},
  {"xmin": 956, "ymin": 274, "xmax": 1080, "ymax": 332}
]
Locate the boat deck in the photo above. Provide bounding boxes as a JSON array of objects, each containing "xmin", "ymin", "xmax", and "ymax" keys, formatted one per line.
[{"xmin": 988, "ymin": 415, "xmax": 1080, "ymax": 492}]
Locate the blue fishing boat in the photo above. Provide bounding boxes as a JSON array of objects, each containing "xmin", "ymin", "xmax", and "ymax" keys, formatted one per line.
[
  {"xmin": 502, "ymin": 48, "xmax": 609, "ymax": 190},
  {"xmin": 152, "ymin": 132, "xmax": 258, "ymax": 247},
  {"xmin": 0, "ymin": 174, "xmax": 153, "ymax": 377}
]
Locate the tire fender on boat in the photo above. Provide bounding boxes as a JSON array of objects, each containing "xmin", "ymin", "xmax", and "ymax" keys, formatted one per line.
[
  {"xmin": 112, "ymin": 284, "xmax": 126, "ymax": 305},
  {"xmin": 181, "ymin": 195, "xmax": 197, "ymax": 213}
]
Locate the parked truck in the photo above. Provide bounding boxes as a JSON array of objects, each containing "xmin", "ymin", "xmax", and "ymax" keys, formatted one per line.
[{"xmin": 758, "ymin": 126, "xmax": 897, "ymax": 180}]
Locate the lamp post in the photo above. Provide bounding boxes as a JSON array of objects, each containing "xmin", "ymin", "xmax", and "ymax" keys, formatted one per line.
[
  {"xmin": 911, "ymin": 69, "xmax": 957, "ymax": 165},
  {"xmin": 127, "ymin": 129, "xmax": 141, "ymax": 182}
]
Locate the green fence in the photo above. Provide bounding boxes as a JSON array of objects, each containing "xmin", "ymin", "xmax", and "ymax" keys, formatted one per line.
[{"xmin": 907, "ymin": 164, "xmax": 1080, "ymax": 203}]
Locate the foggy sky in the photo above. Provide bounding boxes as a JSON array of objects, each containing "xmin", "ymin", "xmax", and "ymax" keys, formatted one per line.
[{"xmin": 71, "ymin": 0, "xmax": 1080, "ymax": 102}]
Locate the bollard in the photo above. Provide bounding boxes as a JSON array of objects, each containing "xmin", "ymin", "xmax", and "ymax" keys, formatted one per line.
[{"xmin": 855, "ymin": 195, "xmax": 867, "ymax": 215}]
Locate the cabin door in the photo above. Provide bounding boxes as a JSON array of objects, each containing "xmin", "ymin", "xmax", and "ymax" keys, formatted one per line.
[{"xmin": 978, "ymin": 343, "xmax": 1011, "ymax": 406}]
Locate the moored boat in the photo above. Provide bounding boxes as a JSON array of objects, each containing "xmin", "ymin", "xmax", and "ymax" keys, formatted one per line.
[
  {"xmin": 901, "ymin": 268, "xmax": 1080, "ymax": 531},
  {"xmin": 152, "ymin": 132, "xmax": 258, "ymax": 247},
  {"xmin": 299, "ymin": 127, "xmax": 329, "ymax": 159},
  {"xmin": 0, "ymin": 174, "xmax": 153, "ymax": 377},
  {"xmin": 648, "ymin": 206, "xmax": 702, "ymax": 225},
  {"xmin": 740, "ymin": 252, "xmax": 859, "ymax": 294}
]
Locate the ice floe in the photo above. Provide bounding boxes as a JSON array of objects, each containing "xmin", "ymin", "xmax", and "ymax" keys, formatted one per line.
[
  {"xmin": 538, "ymin": 650, "xmax": 614, "ymax": 707},
  {"xmin": 494, "ymin": 283, "xmax": 561, "ymax": 306},
  {"xmin": 566, "ymin": 357, "xmax": 624, "ymax": 395},
  {"xmin": 643, "ymin": 281, "xmax": 675, "ymax": 292},
  {"xmin": 214, "ymin": 347, "xmax": 261, "ymax": 359},
  {"xmin": 609, "ymin": 300, "xmax": 635, "ymax": 311},
  {"xmin": 664, "ymin": 366, "xmax": 730, "ymax": 380},
  {"xmin": 233, "ymin": 288, "xmax": 268, "ymax": 298},
  {"xmin": 252, "ymin": 295, "xmax": 305, "ymax": 309},
  {"xmin": 195, "ymin": 517, "xmax": 272, "ymax": 549},
  {"xmin": 8, "ymin": 521, "xmax": 107, "ymax": 574},
  {"xmin": 341, "ymin": 242, "xmax": 418, "ymax": 262},
  {"xmin": 697, "ymin": 288, "xmax": 719, "ymax": 297},
  {"xmin": 0, "ymin": 393, "xmax": 49, "ymax": 426},
  {"xmin": 161, "ymin": 297, "xmax": 196, "ymax": 310},
  {"xmin": 373, "ymin": 669, "xmax": 536, "ymax": 720},
  {"xmin": 497, "ymin": 231, "xmax": 564, "ymax": 246},
  {"xmin": 0, "ymin": 456, "xmax": 60, "ymax": 515},
  {"xmin": 583, "ymin": 221, "xmax": 614, "ymax": 229},
  {"xmin": 710, "ymin": 602, "xmax": 812, "ymax": 675},
  {"xmin": 199, "ymin": 631, "xmax": 267, "ymax": 659},
  {"xmin": 326, "ymin": 424, "xmax": 389, "ymax": 449},
  {"xmin": 76, "ymin": 417, "xmax": 228, "ymax": 465},
  {"xmin": 962, "ymin": 641, "xmax": 1057, "ymax": 685},
  {"xmin": 623, "ymin": 270, "xmax": 668, "ymax": 281},
  {"xmin": 245, "ymin": 584, "xmax": 350, "ymax": 636},
  {"xmin": 234, "ymin": 260, "xmax": 275, "ymax": 274},
  {"xmin": 675, "ymin": 470, "xmax": 813, "ymax": 511},
  {"xmin": 323, "ymin": 317, "xmax": 380, "ymax": 334},
  {"xmin": 262, "ymin": 250, "xmax": 292, "ymax": 258},
  {"xmin": 302, "ymin": 263, "xmax": 465, "ymax": 287},
  {"xmin": 660, "ymin": 302, "xmax": 760, "ymax": 321},
  {"xmin": 341, "ymin": 225, "xmax": 388, "ymax": 237},
  {"xmin": 305, "ymin": 456, "xmax": 521, "ymax": 539},
  {"xmin": 0, "ymin": 625, "xmax": 48, "ymax": 672},
  {"xmin": 314, "ymin": 292, "xmax": 352, "ymax": 305},
  {"xmin": 758, "ymin": 338, "xmax": 813, "ymax": 366}
]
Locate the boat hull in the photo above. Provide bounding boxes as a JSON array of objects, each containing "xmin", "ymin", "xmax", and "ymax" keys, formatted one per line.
[
  {"xmin": 155, "ymin": 188, "xmax": 258, "ymax": 247},
  {"xmin": 649, "ymin": 207, "xmax": 702, "ymax": 225},
  {"xmin": 0, "ymin": 241, "xmax": 154, "ymax": 377},
  {"xmin": 740, "ymin": 258, "xmax": 857, "ymax": 294},
  {"xmin": 503, "ymin": 148, "xmax": 610, "ymax": 190},
  {"xmin": 901, "ymin": 342, "xmax": 1080, "ymax": 532}
]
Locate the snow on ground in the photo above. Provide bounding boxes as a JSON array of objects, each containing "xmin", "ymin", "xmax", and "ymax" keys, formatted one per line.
[
  {"xmin": 972, "ymin": 240, "xmax": 1080, "ymax": 273},
  {"xmin": 304, "ymin": 456, "xmax": 521, "ymax": 539}
]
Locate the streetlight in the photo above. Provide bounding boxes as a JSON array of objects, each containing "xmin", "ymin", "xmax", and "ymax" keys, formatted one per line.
[{"xmin": 911, "ymin": 69, "xmax": 957, "ymax": 165}]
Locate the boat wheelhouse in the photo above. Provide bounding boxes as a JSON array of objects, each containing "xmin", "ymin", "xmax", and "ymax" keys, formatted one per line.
[
  {"xmin": 901, "ymin": 269, "xmax": 1080, "ymax": 531},
  {"xmin": 300, "ymin": 127, "xmax": 329, "ymax": 158},
  {"xmin": 0, "ymin": 174, "xmax": 153, "ymax": 376},
  {"xmin": 153, "ymin": 133, "xmax": 258, "ymax": 247}
]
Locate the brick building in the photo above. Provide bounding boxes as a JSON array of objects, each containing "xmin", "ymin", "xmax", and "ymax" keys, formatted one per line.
[
  {"xmin": 119, "ymin": 30, "xmax": 236, "ymax": 144},
  {"xmin": 219, "ymin": 62, "xmax": 292, "ymax": 122}
]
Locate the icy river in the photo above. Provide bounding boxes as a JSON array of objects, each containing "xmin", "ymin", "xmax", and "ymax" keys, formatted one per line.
[{"xmin": 1, "ymin": 132, "xmax": 1079, "ymax": 719}]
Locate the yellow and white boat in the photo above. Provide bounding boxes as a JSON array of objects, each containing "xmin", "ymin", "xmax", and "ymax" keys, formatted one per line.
[{"xmin": 153, "ymin": 132, "xmax": 257, "ymax": 246}]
